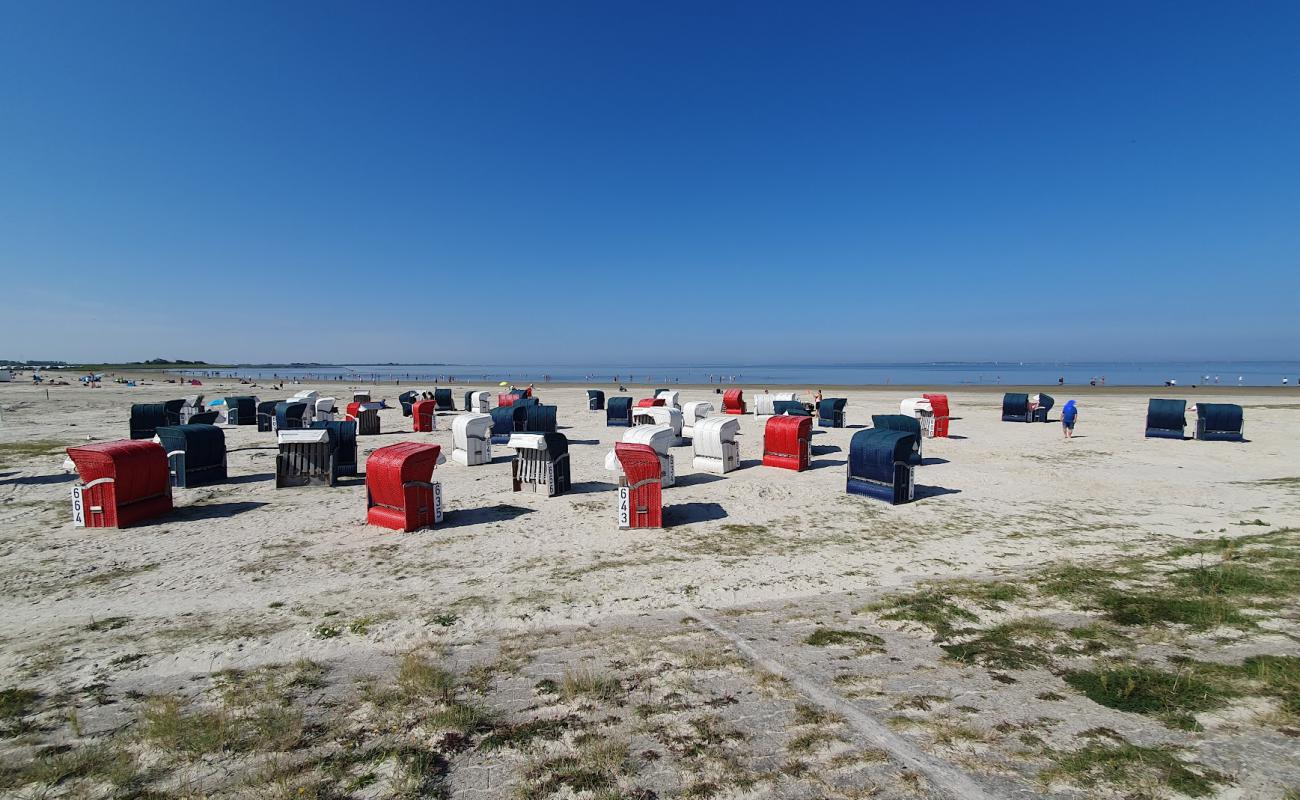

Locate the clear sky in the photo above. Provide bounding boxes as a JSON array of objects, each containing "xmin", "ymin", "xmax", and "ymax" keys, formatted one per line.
[{"xmin": 2, "ymin": 1, "xmax": 1297, "ymax": 365}]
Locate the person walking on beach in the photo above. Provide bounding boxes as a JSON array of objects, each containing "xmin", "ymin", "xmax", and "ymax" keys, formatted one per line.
[{"xmin": 1061, "ymin": 399, "xmax": 1078, "ymax": 439}]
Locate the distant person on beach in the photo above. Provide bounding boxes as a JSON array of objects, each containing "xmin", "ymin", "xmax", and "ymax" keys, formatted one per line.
[{"xmin": 1061, "ymin": 400, "xmax": 1078, "ymax": 438}]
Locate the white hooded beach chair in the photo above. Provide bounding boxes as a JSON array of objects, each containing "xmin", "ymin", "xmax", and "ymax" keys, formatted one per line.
[
  {"xmin": 692, "ymin": 416, "xmax": 740, "ymax": 474},
  {"xmin": 655, "ymin": 390, "xmax": 681, "ymax": 409},
  {"xmin": 451, "ymin": 413, "xmax": 493, "ymax": 466},
  {"xmin": 314, "ymin": 397, "xmax": 337, "ymax": 423},
  {"xmin": 755, "ymin": 392, "xmax": 798, "ymax": 416},
  {"xmin": 468, "ymin": 391, "xmax": 491, "ymax": 413},
  {"xmin": 605, "ymin": 424, "xmax": 677, "ymax": 487},
  {"xmin": 900, "ymin": 397, "xmax": 936, "ymax": 437},
  {"xmin": 682, "ymin": 401, "xmax": 714, "ymax": 439},
  {"xmin": 632, "ymin": 406, "xmax": 684, "ymax": 445},
  {"xmin": 504, "ymin": 433, "xmax": 571, "ymax": 496},
  {"xmin": 180, "ymin": 395, "xmax": 205, "ymax": 424}
]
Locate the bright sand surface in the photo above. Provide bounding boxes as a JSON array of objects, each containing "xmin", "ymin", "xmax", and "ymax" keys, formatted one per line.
[{"xmin": 1, "ymin": 377, "xmax": 1297, "ymax": 797}]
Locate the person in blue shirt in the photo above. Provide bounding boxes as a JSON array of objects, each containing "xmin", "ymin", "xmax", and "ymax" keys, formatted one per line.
[{"xmin": 1062, "ymin": 400, "xmax": 1078, "ymax": 438}]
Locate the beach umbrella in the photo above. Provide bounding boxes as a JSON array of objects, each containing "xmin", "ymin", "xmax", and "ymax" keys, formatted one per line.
[{"xmin": 499, "ymin": 381, "xmax": 509, "ymax": 386}]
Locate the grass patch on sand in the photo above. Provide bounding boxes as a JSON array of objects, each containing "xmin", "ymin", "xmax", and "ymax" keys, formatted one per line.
[
  {"xmin": 941, "ymin": 618, "xmax": 1059, "ymax": 670},
  {"xmin": 1062, "ymin": 664, "xmax": 1231, "ymax": 731},
  {"xmin": 859, "ymin": 580, "xmax": 1024, "ymax": 639},
  {"xmin": 560, "ymin": 667, "xmax": 623, "ymax": 704},
  {"xmin": 516, "ymin": 738, "xmax": 630, "ymax": 798},
  {"xmin": 803, "ymin": 628, "xmax": 885, "ymax": 649},
  {"xmin": 0, "ymin": 439, "xmax": 70, "ymax": 467},
  {"xmin": 1041, "ymin": 735, "xmax": 1230, "ymax": 797}
]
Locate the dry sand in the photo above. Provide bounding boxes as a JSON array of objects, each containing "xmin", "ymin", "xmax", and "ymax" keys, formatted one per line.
[{"xmin": 0, "ymin": 378, "xmax": 1297, "ymax": 798}]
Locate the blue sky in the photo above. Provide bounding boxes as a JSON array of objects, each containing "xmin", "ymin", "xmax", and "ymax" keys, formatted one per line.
[{"xmin": 2, "ymin": 1, "xmax": 1297, "ymax": 364}]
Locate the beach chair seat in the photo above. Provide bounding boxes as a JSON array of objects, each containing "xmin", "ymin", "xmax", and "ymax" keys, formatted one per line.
[
  {"xmin": 186, "ymin": 411, "xmax": 220, "ymax": 425},
  {"xmin": 762, "ymin": 415, "xmax": 811, "ymax": 471},
  {"xmin": 505, "ymin": 432, "xmax": 571, "ymax": 496},
  {"xmin": 817, "ymin": 398, "xmax": 847, "ymax": 428},
  {"xmin": 681, "ymin": 401, "xmax": 714, "ymax": 439},
  {"xmin": 613, "ymin": 442, "xmax": 662, "ymax": 529},
  {"xmin": 872, "ymin": 414, "xmax": 924, "ymax": 462},
  {"xmin": 489, "ymin": 405, "xmax": 526, "ymax": 444},
  {"xmin": 606, "ymin": 396, "xmax": 633, "ymax": 427},
  {"xmin": 366, "ymin": 442, "xmax": 444, "ymax": 531},
  {"xmin": 313, "ymin": 398, "xmax": 337, "ymax": 424},
  {"xmin": 434, "ymin": 388, "xmax": 455, "ymax": 412},
  {"xmin": 1145, "ymin": 399, "xmax": 1187, "ymax": 439},
  {"xmin": 464, "ymin": 390, "xmax": 490, "ymax": 413},
  {"xmin": 1194, "ymin": 403, "xmax": 1244, "ymax": 442},
  {"xmin": 772, "ymin": 400, "xmax": 810, "ymax": 417},
  {"xmin": 847, "ymin": 428, "xmax": 917, "ymax": 505},
  {"xmin": 66, "ymin": 440, "xmax": 173, "ymax": 527},
  {"xmin": 587, "ymin": 389, "xmax": 605, "ymax": 411},
  {"xmin": 155, "ymin": 424, "xmax": 227, "ymax": 488},
  {"xmin": 346, "ymin": 402, "xmax": 382, "ymax": 435},
  {"xmin": 692, "ymin": 416, "xmax": 740, "ymax": 474},
  {"xmin": 276, "ymin": 429, "xmax": 336, "ymax": 488},
  {"xmin": 412, "ymin": 399, "xmax": 438, "ymax": 432},
  {"xmin": 723, "ymin": 389, "xmax": 746, "ymax": 415}
]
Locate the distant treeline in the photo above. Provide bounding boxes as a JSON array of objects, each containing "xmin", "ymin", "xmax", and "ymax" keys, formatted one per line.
[{"xmin": 0, "ymin": 359, "xmax": 69, "ymax": 367}]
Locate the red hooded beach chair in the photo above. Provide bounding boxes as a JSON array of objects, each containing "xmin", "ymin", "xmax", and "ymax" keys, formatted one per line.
[
  {"xmin": 614, "ymin": 442, "xmax": 662, "ymax": 529},
  {"xmin": 762, "ymin": 415, "xmax": 811, "ymax": 472},
  {"xmin": 66, "ymin": 440, "xmax": 173, "ymax": 528},
  {"xmin": 366, "ymin": 442, "xmax": 444, "ymax": 531}
]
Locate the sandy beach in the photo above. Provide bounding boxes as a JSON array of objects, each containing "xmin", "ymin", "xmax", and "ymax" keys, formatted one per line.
[{"xmin": 1, "ymin": 378, "xmax": 1297, "ymax": 798}]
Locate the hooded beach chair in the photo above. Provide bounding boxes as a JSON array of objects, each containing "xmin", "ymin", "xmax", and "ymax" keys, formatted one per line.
[
  {"xmin": 900, "ymin": 397, "xmax": 935, "ymax": 436},
  {"xmin": 872, "ymin": 414, "xmax": 924, "ymax": 462},
  {"xmin": 275, "ymin": 428, "xmax": 336, "ymax": 488},
  {"xmin": 352, "ymin": 390, "xmax": 371, "ymax": 403},
  {"xmin": 762, "ymin": 415, "xmax": 811, "ymax": 471},
  {"xmin": 463, "ymin": 390, "xmax": 489, "ymax": 413},
  {"xmin": 606, "ymin": 396, "xmax": 634, "ymax": 427},
  {"xmin": 224, "ymin": 396, "xmax": 257, "ymax": 426},
  {"xmin": 922, "ymin": 393, "xmax": 951, "ymax": 438},
  {"xmin": 1031, "ymin": 393, "xmax": 1055, "ymax": 423},
  {"xmin": 656, "ymin": 390, "xmax": 680, "ymax": 409},
  {"xmin": 365, "ymin": 442, "xmax": 445, "ymax": 531},
  {"xmin": 1145, "ymin": 399, "xmax": 1187, "ymax": 440},
  {"xmin": 1195, "ymin": 403, "xmax": 1244, "ymax": 442},
  {"xmin": 587, "ymin": 390, "xmax": 605, "ymax": 411},
  {"xmin": 613, "ymin": 442, "xmax": 663, "ymax": 529},
  {"xmin": 489, "ymin": 405, "xmax": 526, "ymax": 444},
  {"xmin": 346, "ymin": 402, "xmax": 382, "ymax": 435},
  {"xmin": 155, "ymin": 424, "xmax": 227, "ymax": 488},
  {"xmin": 605, "ymin": 424, "xmax": 677, "ymax": 487},
  {"xmin": 434, "ymin": 388, "xmax": 455, "ymax": 412},
  {"xmin": 66, "ymin": 440, "xmax": 173, "ymax": 527},
  {"xmin": 311, "ymin": 420, "xmax": 358, "ymax": 478},
  {"xmin": 452, "ymin": 413, "xmax": 493, "ymax": 466},
  {"xmin": 275, "ymin": 401, "xmax": 309, "ymax": 432},
  {"xmin": 632, "ymin": 405, "xmax": 683, "ymax": 445},
  {"xmin": 412, "ymin": 399, "xmax": 438, "ymax": 432},
  {"xmin": 313, "ymin": 398, "xmax": 337, "ymax": 424},
  {"xmin": 256, "ymin": 400, "xmax": 279, "ymax": 432},
  {"xmin": 682, "ymin": 401, "xmax": 714, "ymax": 439},
  {"xmin": 1001, "ymin": 393, "xmax": 1031, "ymax": 423},
  {"xmin": 179, "ymin": 395, "xmax": 205, "ymax": 424},
  {"xmin": 847, "ymin": 428, "xmax": 917, "ymax": 505},
  {"xmin": 498, "ymin": 393, "xmax": 520, "ymax": 408},
  {"xmin": 399, "ymin": 390, "xmax": 419, "ymax": 417},
  {"xmin": 723, "ymin": 389, "xmax": 746, "ymax": 415},
  {"xmin": 817, "ymin": 398, "xmax": 847, "ymax": 428},
  {"xmin": 129, "ymin": 402, "xmax": 181, "ymax": 440},
  {"xmin": 692, "ymin": 416, "xmax": 740, "ymax": 475},
  {"xmin": 505, "ymin": 432, "xmax": 571, "ymax": 496},
  {"xmin": 772, "ymin": 400, "xmax": 810, "ymax": 417},
  {"xmin": 523, "ymin": 404, "xmax": 558, "ymax": 434}
]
